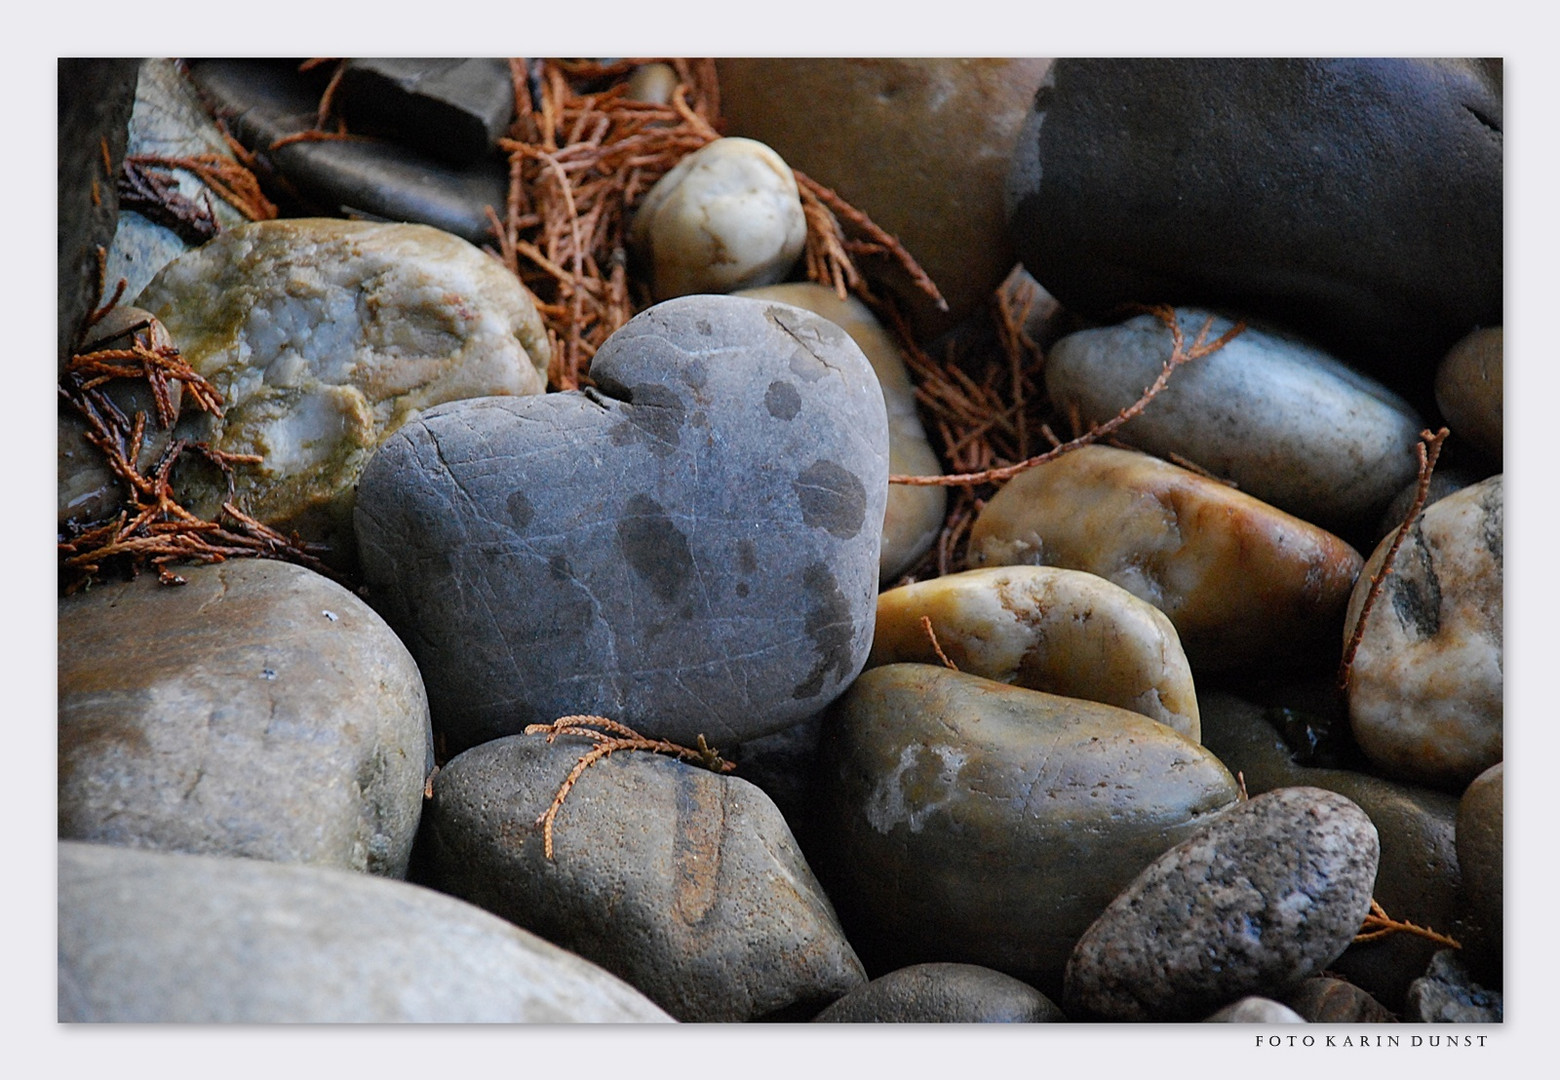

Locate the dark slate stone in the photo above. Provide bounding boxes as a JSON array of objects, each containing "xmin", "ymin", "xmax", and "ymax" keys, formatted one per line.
[
  {"xmin": 1006, "ymin": 59, "xmax": 1502, "ymax": 385},
  {"xmin": 337, "ymin": 59, "xmax": 515, "ymax": 166},
  {"xmin": 1282, "ymin": 976, "xmax": 1398, "ymax": 1023},
  {"xmin": 58, "ymin": 58, "xmax": 140, "ymax": 369},
  {"xmin": 185, "ymin": 58, "xmax": 508, "ymax": 245},
  {"xmin": 812, "ymin": 963, "xmax": 1065, "ymax": 1023},
  {"xmin": 355, "ymin": 294, "xmax": 888, "ymax": 754}
]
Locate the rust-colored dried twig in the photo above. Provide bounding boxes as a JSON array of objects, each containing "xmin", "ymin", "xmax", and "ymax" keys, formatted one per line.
[
  {"xmin": 119, "ymin": 150, "xmax": 278, "ymax": 245},
  {"xmin": 1354, "ymin": 898, "xmax": 1461, "ymax": 948},
  {"xmin": 1337, "ymin": 426, "xmax": 1451, "ymax": 694},
  {"xmin": 919, "ymin": 615, "xmax": 959, "ymax": 671},
  {"xmin": 524, "ymin": 715, "xmax": 736, "ymax": 859},
  {"xmin": 892, "ymin": 306, "xmax": 1244, "ymax": 488}
]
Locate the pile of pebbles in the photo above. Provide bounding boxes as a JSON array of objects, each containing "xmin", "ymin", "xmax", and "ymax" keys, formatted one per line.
[{"xmin": 57, "ymin": 58, "xmax": 1502, "ymax": 1024}]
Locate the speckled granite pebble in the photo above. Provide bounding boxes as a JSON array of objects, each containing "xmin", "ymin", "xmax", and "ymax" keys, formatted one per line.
[
  {"xmin": 1064, "ymin": 786, "xmax": 1379, "ymax": 1021},
  {"xmin": 812, "ymin": 963, "xmax": 1065, "ymax": 1023},
  {"xmin": 1404, "ymin": 949, "xmax": 1502, "ymax": 1023}
]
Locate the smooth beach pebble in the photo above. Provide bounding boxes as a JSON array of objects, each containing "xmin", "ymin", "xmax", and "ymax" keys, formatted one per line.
[
  {"xmin": 134, "ymin": 218, "xmax": 551, "ymax": 563},
  {"xmin": 1203, "ymin": 997, "xmax": 1306, "ymax": 1023},
  {"xmin": 1063, "ymin": 786, "xmax": 1380, "ymax": 1021},
  {"xmin": 1345, "ymin": 475, "xmax": 1502, "ymax": 789},
  {"xmin": 1044, "ymin": 308, "xmax": 1425, "ymax": 533},
  {"xmin": 422, "ymin": 732, "xmax": 865, "ymax": 1022},
  {"xmin": 58, "ymin": 841, "xmax": 672, "ymax": 1022},
  {"xmin": 812, "ymin": 663, "xmax": 1239, "ymax": 994},
  {"xmin": 869, "ymin": 565, "xmax": 1199, "ymax": 741},
  {"xmin": 1457, "ymin": 762, "xmax": 1503, "ymax": 984},
  {"xmin": 811, "ymin": 963, "xmax": 1065, "ymax": 1023},
  {"xmin": 355, "ymin": 294, "xmax": 888, "ymax": 754},
  {"xmin": 1435, "ymin": 326, "xmax": 1503, "ymax": 463},
  {"xmin": 628, "ymin": 137, "xmax": 806, "ymax": 300},
  {"xmin": 968, "ymin": 445, "xmax": 1363, "ymax": 672},
  {"xmin": 736, "ymin": 282, "xmax": 945, "ymax": 582},
  {"xmin": 58, "ymin": 559, "xmax": 432, "ymax": 878}
]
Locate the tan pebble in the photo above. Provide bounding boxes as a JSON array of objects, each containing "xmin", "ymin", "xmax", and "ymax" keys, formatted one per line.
[
  {"xmin": 1435, "ymin": 327, "xmax": 1502, "ymax": 462},
  {"xmin": 968, "ymin": 445, "xmax": 1363, "ymax": 672},
  {"xmin": 871, "ymin": 565, "xmax": 1200, "ymax": 741}
]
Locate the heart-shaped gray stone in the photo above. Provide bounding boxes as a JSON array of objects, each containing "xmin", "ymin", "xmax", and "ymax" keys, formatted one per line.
[{"xmin": 355, "ymin": 294, "xmax": 888, "ymax": 754}]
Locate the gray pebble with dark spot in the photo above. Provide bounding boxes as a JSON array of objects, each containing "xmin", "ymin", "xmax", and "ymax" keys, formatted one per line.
[
  {"xmin": 1064, "ymin": 786, "xmax": 1380, "ymax": 1021},
  {"xmin": 355, "ymin": 294, "xmax": 888, "ymax": 754}
]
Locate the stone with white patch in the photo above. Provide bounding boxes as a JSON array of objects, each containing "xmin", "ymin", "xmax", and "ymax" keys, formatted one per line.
[{"xmin": 811, "ymin": 663, "xmax": 1239, "ymax": 996}]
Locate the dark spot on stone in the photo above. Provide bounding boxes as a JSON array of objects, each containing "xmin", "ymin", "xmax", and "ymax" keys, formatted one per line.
[
  {"xmin": 736, "ymin": 539, "xmax": 757, "ymax": 575},
  {"xmin": 616, "ymin": 493, "xmax": 693, "ymax": 603},
  {"xmin": 507, "ymin": 490, "xmax": 533, "ymax": 529},
  {"xmin": 549, "ymin": 553, "xmax": 572, "ymax": 581},
  {"xmin": 689, "ymin": 411, "xmax": 708, "ymax": 428},
  {"xmin": 696, "ymin": 319, "xmax": 713, "ymax": 336},
  {"xmin": 683, "ymin": 358, "xmax": 709, "ymax": 389},
  {"xmin": 680, "ymin": 604, "xmax": 695, "ymax": 621},
  {"xmin": 765, "ymin": 380, "xmax": 802, "ymax": 421},
  {"xmin": 793, "ymin": 460, "xmax": 867, "ymax": 539},
  {"xmin": 735, "ymin": 582, "xmax": 749, "ymax": 598},
  {"xmin": 1388, "ymin": 524, "xmax": 1442, "ymax": 641},
  {"xmin": 608, "ymin": 383, "xmax": 686, "ymax": 457},
  {"xmin": 793, "ymin": 563, "xmax": 855, "ymax": 700}
]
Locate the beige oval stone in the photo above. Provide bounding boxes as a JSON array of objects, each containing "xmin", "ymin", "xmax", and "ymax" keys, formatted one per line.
[
  {"xmin": 1345, "ymin": 475, "xmax": 1502, "ymax": 789},
  {"xmin": 813, "ymin": 663, "xmax": 1239, "ymax": 994},
  {"xmin": 968, "ymin": 445, "xmax": 1363, "ymax": 672},
  {"xmin": 1435, "ymin": 326, "xmax": 1502, "ymax": 462},
  {"xmin": 134, "ymin": 218, "xmax": 551, "ymax": 564},
  {"xmin": 870, "ymin": 565, "xmax": 1199, "ymax": 741},
  {"xmin": 717, "ymin": 59, "xmax": 1053, "ymax": 340},
  {"xmin": 737, "ymin": 282, "xmax": 944, "ymax": 581},
  {"xmin": 628, "ymin": 137, "xmax": 806, "ymax": 301}
]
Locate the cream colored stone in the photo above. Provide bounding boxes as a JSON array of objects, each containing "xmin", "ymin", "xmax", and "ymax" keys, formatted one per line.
[
  {"xmin": 968, "ymin": 445, "xmax": 1363, "ymax": 672},
  {"xmin": 737, "ymin": 282, "xmax": 944, "ymax": 581},
  {"xmin": 629, "ymin": 137, "xmax": 806, "ymax": 300},
  {"xmin": 870, "ymin": 566, "xmax": 1199, "ymax": 741},
  {"xmin": 1346, "ymin": 475, "xmax": 1502, "ymax": 789},
  {"xmin": 625, "ymin": 62, "xmax": 679, "ymax": 105},
  {"xmin": 134, "ymin": 218, "xmax": 550, "ymax": 561}
]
